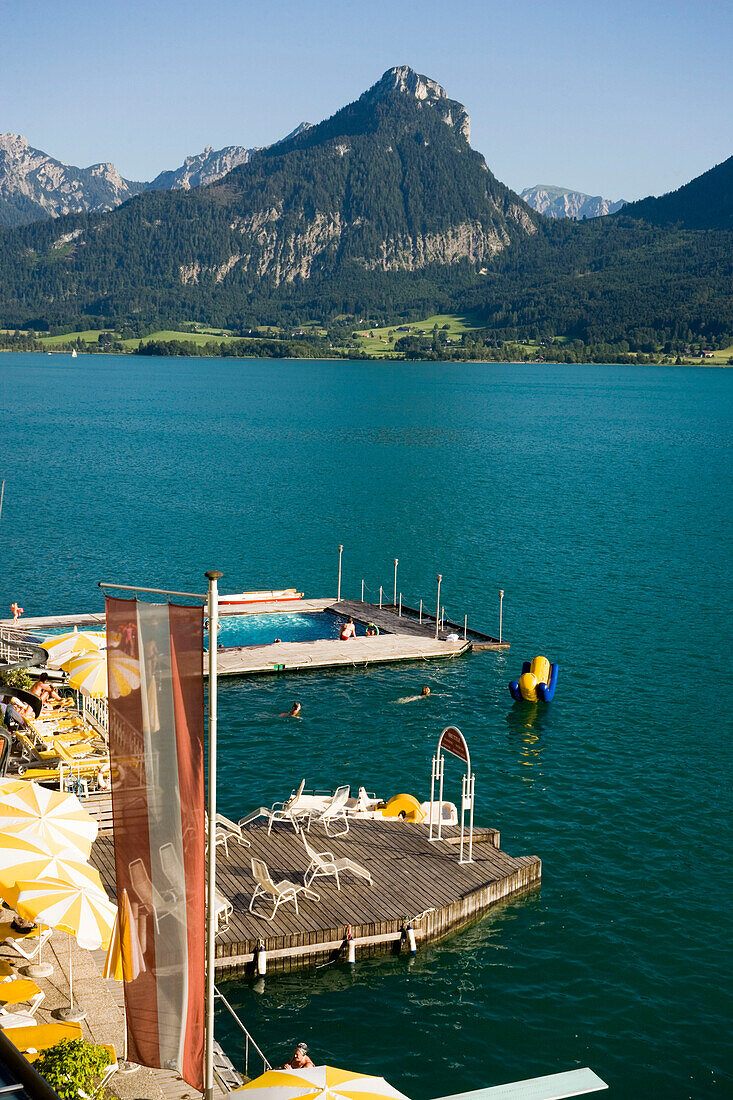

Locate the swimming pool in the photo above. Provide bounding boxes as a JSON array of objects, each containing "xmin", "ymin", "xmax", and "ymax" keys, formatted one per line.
[{"xmin": 208, "ymin": 610, "xmax": 367, "ymax": 649}]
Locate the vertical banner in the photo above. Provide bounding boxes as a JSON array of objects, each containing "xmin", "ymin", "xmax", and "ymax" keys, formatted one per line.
[{"xmin": 106, "ymin": 595, "xmax": 205, "ymax": 1091}]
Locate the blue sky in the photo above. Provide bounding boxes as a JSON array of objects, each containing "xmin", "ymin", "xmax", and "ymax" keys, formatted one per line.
[{"xmin": 3, "ymin": 0, "xmax": 731, "ymax": 200}]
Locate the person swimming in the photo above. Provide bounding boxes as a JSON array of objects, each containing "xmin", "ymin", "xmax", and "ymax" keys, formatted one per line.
[
  {"xmin": 396, "ymin": 685, "xmax": 432, "ymax": 704},
  {"xmin": 287, "ymin": 702, "xmax": 302, "ymax": 717}
]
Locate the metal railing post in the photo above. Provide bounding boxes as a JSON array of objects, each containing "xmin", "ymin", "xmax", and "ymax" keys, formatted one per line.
[
  {"xmin": 464, "ymin": 614, "xmax": 467, "ymax": 641},
  {"xmin": 419, "ymin": 599, "xmax": 423, "ymax": 624},
  {"xmin": 435, "ymin": 575, "xmax": 442, "ymax": 638},
  {"xmin": 393, "ymin": 559, "xmax": 398, "ymax": 607},
  {"xmin": 499, "ymin": 589, "xmax": 504, "ymax": 644},
  {"xmin": 337, "ymin": 545, "xmax": 343, "ymax": 602},
  {"xmin": 361, "ymin": 579, "xmax": 364, "ymax": 602},
  {"xmin": 399, "ymin": 593, "xmax": 402, "ymax": 617},
  {"xmin": 379, "ymin": 586, "xmax": 383, "ymax": 609}
]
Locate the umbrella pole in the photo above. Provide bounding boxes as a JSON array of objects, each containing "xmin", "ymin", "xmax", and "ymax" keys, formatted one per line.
[
  {"xmin": 25, "ymin": 923, "xmax": 53, "ymax": 979},
  {"xmin": 56, "ymin": 935, "xmax": 86, "ymax": 1022}
]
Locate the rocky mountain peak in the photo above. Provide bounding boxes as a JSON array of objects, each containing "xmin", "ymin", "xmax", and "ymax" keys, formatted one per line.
[{"xmin": 364, "ymin": 66, "xmax": 471, "ymax": 143}]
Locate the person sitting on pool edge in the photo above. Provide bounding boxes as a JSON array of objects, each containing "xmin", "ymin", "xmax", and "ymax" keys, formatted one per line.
[
  {"xmin": 340, "ymin": 617, "xmax": 356, "ymax": 640},
  {"xmin": 282, "ymin": 1043, "xmax": 314, "ymax": 1070}
]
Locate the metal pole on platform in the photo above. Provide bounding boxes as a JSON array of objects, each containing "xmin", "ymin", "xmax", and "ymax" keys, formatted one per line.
[
  {"xmin": 379, "ymin": 586, "xmax": 383, "ymax": 609},
  {"xmin": 393, "ymin": 559, "xmax": 398, "ymax": 607},
  {"xmin": 419, "ymin": 599, "xmax": 423, "ymax": 623},
  {"xmin": 435, "ymin": 575, "xmax": 442, "ymax": 639},
  {"xmin": 361, "ymin": 579, "xmax": 364, "ymax": 602},
  {"xmin": 337, "ymin": 545, "xmax": 343, "ymax": 602},
  {"xmin": 204, "ymin": 569, "xmax": 222, "ymax": 1100},
  {"xmin": 499, "ymin": 589, "xmax": 504, "ymax": 644},
  {"xmin": 464, "ymin": 614, "xmax": 467, "ymax": 641}
]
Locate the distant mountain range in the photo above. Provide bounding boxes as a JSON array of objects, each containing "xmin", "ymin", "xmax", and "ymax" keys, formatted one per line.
[
  {"xmin": 0, "ymin": 66, "xmax": 730, "ymax": 350},
  {"xmin": 0, "ymin": 124, "xmax": 313, "ymax": 227},
  {"xmin": 520, "ymin": 184, "xmax": 626, "ymax": 219}
]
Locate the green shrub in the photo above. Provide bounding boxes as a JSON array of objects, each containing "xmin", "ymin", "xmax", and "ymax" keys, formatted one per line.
[
  {"xmin": 34, "ymin": 1038, "xmax": 112, "ymax": 1100},
  {"xmin": 0, "ymin": 669, "xmax": 33, "ymax": 692}
]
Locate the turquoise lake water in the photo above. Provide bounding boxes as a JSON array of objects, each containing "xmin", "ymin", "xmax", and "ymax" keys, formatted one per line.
[{"xmin": 1, "ymin": 354, "xmax": 731, "ymax": 1097}]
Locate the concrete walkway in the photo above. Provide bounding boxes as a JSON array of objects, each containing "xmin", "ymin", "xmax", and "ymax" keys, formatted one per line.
[{"xmin": 0, "ymin": 919, "xmax": 226, "ymax": 1100}]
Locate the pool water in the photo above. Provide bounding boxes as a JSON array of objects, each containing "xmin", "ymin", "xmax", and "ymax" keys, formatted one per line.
[{"xmin": 207, "ymin": 611, "xmax": 366, "ymax": 648}]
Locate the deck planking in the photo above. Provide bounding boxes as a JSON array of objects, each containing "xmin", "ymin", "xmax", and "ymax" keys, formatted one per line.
[{"xmin": 90, "ymin": 817, "xmax": 540, "ymax": 976}]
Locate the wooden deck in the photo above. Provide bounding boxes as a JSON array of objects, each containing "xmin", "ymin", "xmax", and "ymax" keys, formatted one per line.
[
  {"xmin": 7, "ymin": 597, "xmax": 506, "ymax": 678},
  {"xmin": 90, "ymin": 817, "xmax": 540, "ymax": 976}
]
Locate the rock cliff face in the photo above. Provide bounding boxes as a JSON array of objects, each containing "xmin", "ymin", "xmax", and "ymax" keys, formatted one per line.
[
  {"xmin": 520, "ymin": 184, "xmax": 626, "ymax": 219},
  {"xmin": 147, "ymin": 145, "xmax": 255, "ymax": 191},
  {"xmin": 0, "ymin": 133, "xmax": 145, "ymax": 227}
]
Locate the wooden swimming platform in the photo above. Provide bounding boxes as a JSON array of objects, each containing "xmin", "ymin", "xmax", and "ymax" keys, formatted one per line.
[
  {"xmin": 90, "ymin": 817, "xmax": 540, "ymax": 977},
  {"xmin": 5, "ymin": 595, "xmax": 507, "ymax": 680}
]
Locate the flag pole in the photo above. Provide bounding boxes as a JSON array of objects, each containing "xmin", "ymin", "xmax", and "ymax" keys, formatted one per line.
[{"xmin": 204, "ymin": 570, "xmax": 222, "ymax": 1100}]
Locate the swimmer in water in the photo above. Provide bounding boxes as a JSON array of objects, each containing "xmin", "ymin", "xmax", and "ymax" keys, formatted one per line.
[
  {"xmin": 396, "ymin": 685, "xmax": 432, "ymax": 704},
  {"xmin": 288, "ymin": 702, "xmax": 302, "ymax": 717}
]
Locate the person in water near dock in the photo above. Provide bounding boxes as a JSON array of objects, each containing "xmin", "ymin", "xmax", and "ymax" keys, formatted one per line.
[
  {"xmin": 396, "ymin": 685, "xmax": 432, "ymax": 704},
  {"xmin": 282, "ymin": 1043, "xmax": 314, "ymax": 1070},
  {"xmin": 340, "ymin": 617, "xmax": 356, "ymax": 640},
  {"xmin": 289, "ymin": 702, "xmax": 302, "ymax": 717}
]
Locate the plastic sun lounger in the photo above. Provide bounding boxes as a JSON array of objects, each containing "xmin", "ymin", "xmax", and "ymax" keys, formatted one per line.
[
  {"xmin": 265, "ymin": 779, "xmax": 311, "ymax": 835},
  {"xmin": 2, "ymin": 1020, "xmax": 83, "ymax": 1056},
  {"xmin": 309, "ymin": 784, "xmax": 351, "ymax": 837},
  {"xmin": 249, "ymin": 857, "xmax": 319, "ymax": 921},
  {"xmin": 2, "ymin": 928, "xmax": 52, "ymax": 962},
  {"xmin": 0, "ymin": 977, "xmax": 45, "ymax": 1016},
  {"xmin": 302, "ymin": 833, "xmax": 373, "ymax": 891}
]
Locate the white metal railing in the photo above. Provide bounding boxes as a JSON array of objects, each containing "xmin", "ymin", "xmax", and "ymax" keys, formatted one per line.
[
  {"xmin": 79, "ymin": 693, "xmax": 109, "ymax": 736},
  {"xmin": 214, "ymin": 986, "xmax": 271, "ymax": 1080}
]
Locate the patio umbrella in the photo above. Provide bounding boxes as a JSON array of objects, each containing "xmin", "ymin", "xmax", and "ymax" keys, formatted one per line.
[
  {"xmin": 102, "ymin": 889, "xmax": 146, "ymax": 983},
  {"xmin": 0, "ymin": 781, "xmax": 97, "ymax": 857},
  {"xmin": 14, "ymin": 873, "xmax": 116, "ymax": 1019},
  {"xmin": 39, "ymin": 629, "xmax": 106, "ymax": 670},
  {"xmin": 0, "ymin": 835, "xmax": 103, "ymax": 902},
  {"xmin": 64, "ymin": 650, "xmax": 140, "ymax": 699},
  {"xmin": 233, "ymin": 1066, "xmax": 411, "ymax": 1100}
]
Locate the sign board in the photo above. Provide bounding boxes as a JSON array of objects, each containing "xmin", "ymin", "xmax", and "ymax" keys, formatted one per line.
[{"xmin": 438, "ymin": 725, "xmax": 469, "ymax": 765}]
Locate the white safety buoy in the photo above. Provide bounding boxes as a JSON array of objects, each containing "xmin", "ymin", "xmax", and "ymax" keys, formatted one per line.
[
  {"xmin": 406, "ymin": 923, "xmax": 417, "ymax": 955},
  {"xmin": 346, "ymin": 925, "xmax": 356, "ymax": 965},
  {"xmin": 255, "ymin": 939, "xmax": 267, "ymax": 976}
]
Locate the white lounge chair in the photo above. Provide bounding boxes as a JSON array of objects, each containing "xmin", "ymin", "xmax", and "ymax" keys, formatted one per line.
[
  {"xmin": 2, "ymin": 928, "xmax": 52, "ymax": 962},
  {"xmin": 205, "ymin": 812, "xmax": 252, "ymax": 858},
  {"xmin": 311, "ymin": 784, "xmax": 351, "ymax": 836},
  {"xmin": 302, "ymin": 833, "xmax": 372, "ymax": 891},
  {"xmin": 215, "ymin": 813, "xmax": 251, "ymax": 858},
  {"xmin": 0, "ymin": 1011, "xmax": 38, "ymax": 1029},
  {"xmin": 249, "ymin": 857, "xmax": 318, "ymax": 921},
  {"xmin": 129, "ymin": 858, "xmax": 176, "ymax": 932},
  {"xmin": 159, "ymin": 843, "xmax": 232, "ymax": 932},
  {"xmin": 265, "ymin": 779, "xmax": 310, "ymax": 835}
]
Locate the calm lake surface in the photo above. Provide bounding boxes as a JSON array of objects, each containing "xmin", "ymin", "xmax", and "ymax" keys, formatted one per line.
[{"xmin": 2, "ymin": 354, "xmax": 731, "ymax": 1098}]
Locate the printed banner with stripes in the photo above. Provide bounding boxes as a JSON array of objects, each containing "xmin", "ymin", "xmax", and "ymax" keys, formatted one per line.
[{"xmin": 105, "ymin": 595, "xmax": 205, "ymax": 1091}]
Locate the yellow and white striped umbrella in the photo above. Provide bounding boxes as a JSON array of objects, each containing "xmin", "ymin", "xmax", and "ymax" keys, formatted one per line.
[
  {"xmin": 65, "ymin": 649, "xmax": 140, "ymax": 699},
  {"xmin": 14, "ymin": 875, "xmax": 116, "ymax": 950},
  {"xmin": 39, "ymin": 629, "xmax": 106, "ymax": 670},
  {"xmin": 0, "ymin": 778, "xmax": 29, "ymax": 797},
  {"xmin": 233, "ymin": 1066, "xmax": 411, "ymax": 1100},
  {"xmin": 103, "ymin": 889, "xmax": 146, "ymax": 983},
  {"xmin": 0, "ymin": 838, "xmax": 103, "ymax": 907},
  {"xmin": 0, "ymin": 782, "xmax": 97, "ymax": 857}
]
